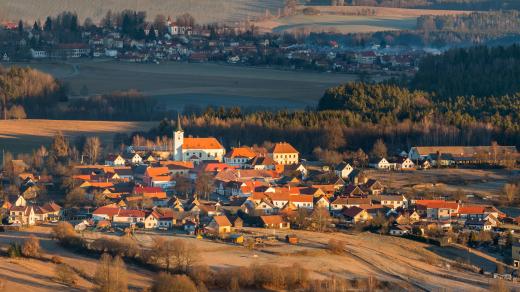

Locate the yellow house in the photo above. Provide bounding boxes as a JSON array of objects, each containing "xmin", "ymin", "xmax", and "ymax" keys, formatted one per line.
[
  {"xmin": 272, "ymin": 142, "xmax": 299, "ymax": 165},
  {"xmin": 206, "ymin": 215, "xmax": 232, "ymax": 235}
]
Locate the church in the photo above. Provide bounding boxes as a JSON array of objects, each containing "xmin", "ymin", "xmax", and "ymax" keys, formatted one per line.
[{"xmin": 173, "ymin": 115, "xmax": 226, "ymax": 163}]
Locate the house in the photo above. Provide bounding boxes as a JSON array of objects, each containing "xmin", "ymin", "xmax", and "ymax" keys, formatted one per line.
[
  {"xmin": 260, "ymin": 215, "xmax": 290, "ymax": 229},
  {"xmin": 369, "ymin": 158, "xmax": 392, "ymax": 170},
  {"xmin": 9, "ymin": 206, "xmax": 36, "ymax": 226},
  {"xmin": 341, "ymin": 206, "xmax": 372, "ymax": 223},
  {"xmin": 113, "ymin": 209, "xmax": 146, "ymax": 224},
  {"xmin": 224, "ymin": 147, "xmax": 257, "ymax": 167},
  {"xmin": 335, "ymin": 162, "xmax": 354, "ymax": 179},
  {"xmin": 143, "ymin": 167, "xmax": 172, "ymax": 188},
  {"xmin": 105, "ymin": 154, "xmax": 126, "ymax": 166},
  {"xmin": 123, "ymin": 153, "xmax": 143, "ymax": 165},
  {"xmin": 172, "ymin": 116, "xmax": 226, "ymax": 163},
  {"xmin": 464, "ymin": 219, "xmax": 494, "ymax": 231},
  {"xmin": 249, "ymin": 156, "xmax": 278, "ymax": 171},
  {"xmin": 389, "ymin": 225, "xmax": 411, "ymax": 236},
  {"xmin": 271, "ymin": 142, "xmax": 299, "ymax": 165},
  {"xmin": 92, "ymin": 206, "xmax": 121, "ymax": 221},
  {"xmin": 408, "ymin": 145, "xmax": 518, "ymax": 165},
  {"xmin": 415, "ymin": 200, "xmax": 459, "ymax": 221},
  {"xmin": 394, "ymin": 157, "xmax": 415, "ymax": 170},
  {"xmin": 314, "ymin": 196, "xmax": 330, "ymax": 210},
  {"xmin": 113, "ymin": 168, "xmax": 134, "ymax": 181},
  {"xmin": 160, "ymin": 161, "xmax": 194, "ymax": 176},
  {"xmin": 342, "ymin": 184, "xmax": 366, "ymax": 197},
  {"xmin": 361, "ymin": 179, "xmax": 385, "ymax": 195},
  {"xmin": 427, "ymin": 153, "xmax": 455, "ymax": 167},
  {"xmin": 370, "ymin": 194, "xmax": 407, "ymax": 209},
  {"xmin": 206, "ymin": 215, "xmax": 232, "ymax": 235},
  {"xmin": 289, "ymin": 195, "xmax": 314, "ymax": 209}
]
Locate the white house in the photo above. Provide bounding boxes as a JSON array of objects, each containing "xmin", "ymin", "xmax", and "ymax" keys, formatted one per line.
[
  {"xmin": 123, "ymin": 153, "xmax": 143, "ymax": 165},
  {"xmin": 335, "ymin": 162, "xmax": 353, "ymax": 179},
  {"xmin": 9, "ymin": 206, "xmax": 36, "ymax": 226},
  {"xmin": 224, "ymin": 147, "xmax": 256, "ymax": 167},
  {"xmin": 369, "ymin": 158, "xmax": 391, "ymax": 170},
  {"xmin": 105, "ymin": 154, "xmax": 126, "ymax": 166}
]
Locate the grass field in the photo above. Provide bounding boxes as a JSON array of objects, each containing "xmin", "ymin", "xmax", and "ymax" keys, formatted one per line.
[
  {"xmin": 1, "ymin": 0, "xmax": 284, "ymax": 24},
  {"xmin": 0, "ymin": 119, "xmax": 156, "ymax": 154},
  {"xmin": 255, "ymin": 5, "xmax": 468, "ymax": 33},
  {"xmin": 369, "ymin": 168, "xmax": 519, "ymax": 199},
  {"xmin": 4, "ymin": 60, "xmax": 362, "ymax": 110},
  {"xmin": 0, "ymin": 225, "xmax": 504, "ymax": 291}
]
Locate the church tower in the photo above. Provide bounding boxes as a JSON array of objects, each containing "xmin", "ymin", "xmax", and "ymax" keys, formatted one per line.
[{"xmin": 173, "ymin": 114, "xmax": 184, "ymax": 161}]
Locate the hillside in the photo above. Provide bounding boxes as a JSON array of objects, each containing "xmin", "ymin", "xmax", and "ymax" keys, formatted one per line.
[
  {"xmin": 0, "ymin": 0, "xmax": 284, "ymax": 24},
  {"xmin": 0, "ymin": 119, "xmax": 156, "ymax": 154}
]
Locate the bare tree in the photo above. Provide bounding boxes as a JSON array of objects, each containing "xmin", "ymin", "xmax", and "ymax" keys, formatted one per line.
[
  {"xmin": 370, "ymin": 138, "xmax": 387, "ymax": 159},
  {"xmin": 504, "ymin": 183, "xmax": 519, "ymax": 203},
  {"xmin": 94, "ymin": 253, "xmax": 128, "ymax": 292},
  {"xmin": 55, "ymin": 264, "xmax": 77, "ymax": 286},
  {"xmin": 21, "ymin": 235, "xmax": 41, "ymax": 258},
  {"xmin": 83, "ymin": 136, "xmax": 101, "ymax": 164},
  {"xmin": 151, "ymin": 273, "xmax": 197, "ymax": 292},
  {"xmin": 195, "ymin": 173, "xmax": 214, "ymax": 200}
]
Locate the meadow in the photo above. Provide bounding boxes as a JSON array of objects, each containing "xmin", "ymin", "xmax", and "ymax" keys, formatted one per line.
[
  {"xmin": 0, "ymin": 119, "xmax": 155, "ymax": 154},
  {"xmin": 1, "ymin": 0, "xmax": 284, "ymax": 23},
  {"xmin": 7, "ymin": 60, "xmax": 361, "ymax": 110},
  {"xmin": 254, "ymin": 5, "xmax": 469, "ymax": 33}
]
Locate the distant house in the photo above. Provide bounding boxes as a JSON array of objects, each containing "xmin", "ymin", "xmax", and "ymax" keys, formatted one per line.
[
  {"xmin": 206, "ymin": 215, "xmax": 232, "ymax": 235},
  {"xmin": 271, "ymin": 142, "xmax": 299, "ymax": 165},
  {"xmin": 123, "ymin": 153, "xmax": 143, "ymax": 165},
  {"xmin": 9, "ymin": 206, "xmax": 36, "ymax": 226},
  {"xmin": 369, "ymin": 158, "xmax": 391, "ymax": 170},
  {"xmin": 224, "ymin": 147, "xmax": 257, "ymax": 167},
  {"xmin": 394, "ymin": 157, "xmax": 415, "ymax": 170},
  {"xmin": 335, "ymin": 162, "xmax": 354, "ymax": 179},
  {"xmin": 341, "ymin": 206, "xmax": 372, "ymax": 223},
  {"xmin": 389, "ymin": 225, "xmax": 411, "ymax": 236},
  {"xmin": 260, "ymin": 215, "xmax": 290, "ymax": 229},
  {"xmin": 105, "ymin": 154, "xmax": 126, "ymax": 166},
  {"xmin": 361, "ymin": 179, "xmax": 385, "ymax": 195},
  {"xmin": 370, "ymin": 194, "xmax": 407, "ymax": 209}
]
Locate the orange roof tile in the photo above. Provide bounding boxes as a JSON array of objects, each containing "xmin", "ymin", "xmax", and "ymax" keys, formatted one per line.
[
  {"xmin": 183, "ymin": 137, "xmax": 224, "ymax": 150},
  {"xmin": 273, "ymin": 142, "xmax": 298, "ymax": 154},
  {"xmin": 225, "ymin": 147, "xmax": 256, "ymax": 159}
]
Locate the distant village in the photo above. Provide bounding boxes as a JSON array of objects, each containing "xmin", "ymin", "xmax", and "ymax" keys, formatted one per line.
[
  {"xmin": 1, "ymin": 116, "xmax": 520, "ymax": 280},
  {"xmin": 0, "ymin": 16, "xmax": 436, "ymax": 76}
]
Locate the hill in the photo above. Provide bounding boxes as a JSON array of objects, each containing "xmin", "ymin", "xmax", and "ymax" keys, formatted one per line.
[{"xmin": 0, "ymin": 0, "xmax": 284, "ymax": 24}]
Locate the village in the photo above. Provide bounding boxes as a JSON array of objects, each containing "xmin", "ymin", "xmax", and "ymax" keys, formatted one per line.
[
  {"xmin": 1, "ymin": 115, "xmax": 520, "ymax": 285},
  {"xmin": 0, "ymin": 14, "xmax": 431, "ymax": 77}
]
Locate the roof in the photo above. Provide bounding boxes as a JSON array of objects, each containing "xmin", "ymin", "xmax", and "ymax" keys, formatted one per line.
[
  {"xmin": 225, "ymin": 147, "xmax": 256, "ymax": 159},
  {"xmin": 145, "ymin": 167, "xmax": 170, "ymax": 177},
  {"xmin": 273, "ymin": 142, "xmax": 298, "ymax": 154},
  {"xmin": 288, "ymin": 194, "xmax": 313, "ymax": 203},
  {"xmin": 160, "ymin": 161, "xmax": 194, "ymax": 170},
  {"xmin": 134, "ymin": 186, "xmax": 163, "ymax": 194},
  {"xmin": 415, "ymin": 200, "xmax": 459, "ymax": 210},
  {"xmin": 117, "ymin": 209, "xmax": 146, "ymax": 218},
  {"xmin": 92, "ymin": 206, "xmax": 120, "ymax": 217},
  {"xmin": 183, "ymin": 137, "xmax": 224, "ymax": 150},
  {"xmin": 260, "ymin": 215, "xmax": 286, "ymax": 225},
  {"xmin": 250, "ymin": 156, "xmax": 277, "ymax": 166},
  {"xmin": 342, "ymin": 206, "xmax": 365, "ymax": 217},
  {"xmin": 458, "ymin": 205, "xmax": 498, "ymax": 215},
  {"xmin": 212, "ymin": 215, "xmax": 231, "ymax": 226}
]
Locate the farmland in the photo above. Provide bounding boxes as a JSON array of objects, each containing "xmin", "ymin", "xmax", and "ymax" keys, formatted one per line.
[
  {"xmin": 0, "ymin": 225, "xmax": 504, "ymax": 291},
  {"xmin": 370, "ymin": 168, "xmax": 519, "ymax": 199},
  {"xmin": 1, "ymin": 0, "xmax": 284, "ymax": 24},
  {"xmin": 6, "ymin": 60, "xmax": 361, "ymax": 110},
  {"xmin": 0, "ymin": 119, "xmax": 155, "ymax": 154},
  {"xmin": 254, "ymin": 5, "xmax": 469, "ymax": 33}
]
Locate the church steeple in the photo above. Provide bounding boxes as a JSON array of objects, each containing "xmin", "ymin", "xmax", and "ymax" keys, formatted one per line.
[{"xmin": 176, "ymin": 113, "xmax": 183, "ymax": 132}]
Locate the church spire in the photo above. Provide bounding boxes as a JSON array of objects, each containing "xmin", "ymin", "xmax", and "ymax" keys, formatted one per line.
[{"xmin": 176, "ymin": 113, "xmax": 183, "ymax": 132}]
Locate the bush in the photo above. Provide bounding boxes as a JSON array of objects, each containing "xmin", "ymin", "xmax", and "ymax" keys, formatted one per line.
[
  {"xmin": 151, "ymin": 273, "xmax": 197, "ymax": 292},
  {"xmin": 7, "ymin": 242, "xmax": 22, "ymax": 258},
  {"xmin": 7, "ymin": 105, "xmax": 27, "ymax": 119},
  {"xmin": 51, "ymin": 255, "xmax": 63, "ymax": 264},
  {"xmin": 327, "ymin": 239, "xmax": 344, "ymax": 254},
  {"xmin": 55, "ymin": 264, "xmax": 77, "ymax": 286},
  {"xmin": 21, "ymin": 235, "xmax": 41, "ymax": 258}
]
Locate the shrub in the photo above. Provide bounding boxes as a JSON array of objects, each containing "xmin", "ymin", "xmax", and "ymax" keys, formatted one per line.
[
  {"xmin": 327, "ymin": 239, "xmax": 344, "ymax": 254},
  {"xmin": 55, "ymin": 264, "xmax": 77, "ymax": 286},
  {"xmin": 51, "ymin": 255, "xmax": 63, "ymax": 264},
  {"xmin": 7, "ymin": 242, "xmax": 22, "ymax": 258},
  {"xmin": 21, "ymin": 235, "xmax": 41, "ymax": 258},
  {"xmin": 151, "ymin": 273, "xmax": 197, "ymax": 292}
]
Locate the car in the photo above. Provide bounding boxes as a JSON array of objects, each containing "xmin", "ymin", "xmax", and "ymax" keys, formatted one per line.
[{"xmin": 158, "ymin": 227, "xmax": 168, "ymax": 231}]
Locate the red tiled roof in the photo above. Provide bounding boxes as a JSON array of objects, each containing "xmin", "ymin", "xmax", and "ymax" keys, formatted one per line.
[
  {"xmin": 225, "ymin": 147, "xmax": 256, "ymax": 159},
  {"xmin": 212, "ymin": 215, "xmax": 231, "ymax": 226},
  {"xmin": 273, "ymin": 142, "xmax": 298, "ymax": 154},
  {"xmin": 183, "ymin": 137, "xmax": 224, "ymax": 150}
]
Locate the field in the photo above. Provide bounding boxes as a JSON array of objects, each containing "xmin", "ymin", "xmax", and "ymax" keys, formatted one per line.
[
  {"xmin": 0, "ymin": 0, "xmax": 284, "ymax": 24},
  {"xmin": 0, "ymin": 119, "xmax": 156, "ymax": 154},
  {"xmin": 0, "ymin": 225, "xmax": 507, "ymax": 291},
  {"xmin": 369, "ymin": 168, "xmax": 519, "ymax": 199},
  {"xmin": 4, "ymin": 60, "xmax": 361, "ymax": 110},
  {"xmin": 254, "ymin": 5, "xmax": 469, "ymax": 33}
]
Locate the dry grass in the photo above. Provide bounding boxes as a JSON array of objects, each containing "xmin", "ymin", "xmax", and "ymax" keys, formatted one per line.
[
  {"xmin": 0, "ymin": 0, "xmax": 284, "ymax": 24},
  {"xmin": 254, "ymin": 5, "xmax": 469, "ymax": 33},
  {"xmin": 0, "ymin": 119, "xmax": 155, "ymax": 154},
  {"xmin": 7, "ymin": 60, "xmax": 363, "ymax": 110}
]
